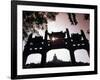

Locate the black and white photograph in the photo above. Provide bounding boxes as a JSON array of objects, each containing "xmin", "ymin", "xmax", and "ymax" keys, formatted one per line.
[
  {"xmin": 23, "ymin": 11, "xmax": 90, "ymax": 69},
  {"xmin": 11, "ymin": 0, "xmax": 97, "ymax": 79}
]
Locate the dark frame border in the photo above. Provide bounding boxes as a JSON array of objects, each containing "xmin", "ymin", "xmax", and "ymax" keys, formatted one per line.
[{"xmin": 11, "ymin": 0, "xmax": 98, "ymax": 79}]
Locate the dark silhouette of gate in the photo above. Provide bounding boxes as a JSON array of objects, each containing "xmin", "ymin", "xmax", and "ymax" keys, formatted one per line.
[{"xmin": 23, "ymin": 28, "xmax": 89, "ymax": 68}]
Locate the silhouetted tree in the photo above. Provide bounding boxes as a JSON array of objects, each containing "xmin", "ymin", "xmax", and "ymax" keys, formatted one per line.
[
  {"xmin": 67, "ymin": 13, "xmax": 78, "ymax": 25},
  {"xmin": 84, "ymin": 14, "xmax": 89, "ymax": 20},
  {"xmin": 23, "ymin": 11, "xmax": 58, "ymax": 40}
]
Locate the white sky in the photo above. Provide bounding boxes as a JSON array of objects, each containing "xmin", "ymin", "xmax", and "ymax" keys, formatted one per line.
[
  {"xmin": 46, "ymin": 48, "xmax": 71, "ymax": 62},
  {"xmin": 47, "ymin": 13, "xmax": 89, "ymax": 40},
  {"xmin": 26, "ymin": 48, "xmax": 90, "ymax": 64},
  {"xmin": 26, "ymin": 53, "xmax": 41, "ymax": 64}
]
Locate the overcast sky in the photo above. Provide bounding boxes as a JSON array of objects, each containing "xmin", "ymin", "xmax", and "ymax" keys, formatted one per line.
[{"xmin": 47, "ymin": 12, "xmax": 89, "ymax": 40}]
